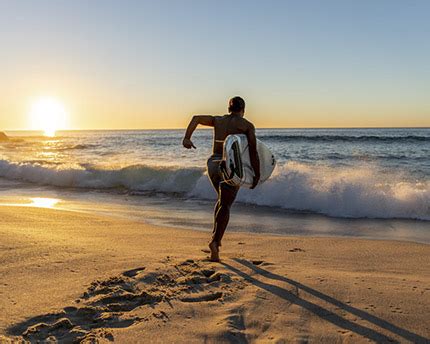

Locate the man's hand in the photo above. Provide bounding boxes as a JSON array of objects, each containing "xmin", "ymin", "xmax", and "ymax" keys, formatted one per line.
[
  {"xmin": 182, "ymin": 138, "xmax": 196, "ymax": 149},
  {"xmin": 250, "ymin": 174, "xmax": 260, "ymax": 189}
]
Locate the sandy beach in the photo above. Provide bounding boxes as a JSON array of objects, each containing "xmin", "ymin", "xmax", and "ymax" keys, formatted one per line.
[
  {"xmin": 1, "ymin": 0, "xmax": 430, "ymax": 342},
  {"xmin": 0, "ymin": 205, "xmax": 428, "ymax": 343}
]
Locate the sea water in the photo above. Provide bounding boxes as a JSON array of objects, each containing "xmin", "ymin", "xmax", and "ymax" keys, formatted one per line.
[{"xmin": 1, "ymin": 128, "xmax": 429, "ymax": 242}]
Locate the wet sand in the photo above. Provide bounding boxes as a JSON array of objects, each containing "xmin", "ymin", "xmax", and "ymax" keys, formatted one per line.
[{"xmin": 0, "ymin": 206, "xmax": 429, "ymax": 343}]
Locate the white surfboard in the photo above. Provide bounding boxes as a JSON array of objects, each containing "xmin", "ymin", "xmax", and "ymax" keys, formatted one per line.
[{"xmin": 221, "ymin": 134, "xmax": 276, "ymax": 188}]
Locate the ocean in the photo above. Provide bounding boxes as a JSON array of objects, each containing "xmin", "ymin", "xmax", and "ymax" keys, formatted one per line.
[{"xmin": 1, "ymin": 128, "xmax": 429, "ymax": 243}]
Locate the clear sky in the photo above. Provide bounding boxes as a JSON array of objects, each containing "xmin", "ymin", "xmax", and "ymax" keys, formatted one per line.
[{"xmin": 0, "ymin": 0, "xmax": 429, "ymax": 130}]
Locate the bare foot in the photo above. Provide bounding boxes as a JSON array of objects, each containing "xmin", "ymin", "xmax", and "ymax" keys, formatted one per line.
[{"xmin": 209, "ymin": 242, "xmax": 220, "ymax": 262}]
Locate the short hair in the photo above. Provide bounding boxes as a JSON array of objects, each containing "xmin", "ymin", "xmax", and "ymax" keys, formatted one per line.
[{"xmin": 228, "ymin": 96, "xmax": 245, "ymax": 113}]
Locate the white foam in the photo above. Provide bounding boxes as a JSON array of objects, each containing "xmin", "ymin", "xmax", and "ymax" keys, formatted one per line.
[
  {"xmin": 191, "ymin": 162, "xmax": 430, "ymax": 221},
  {"xmin": 0, "ymin": 159, "xmax": 429, "ymax": 221},
  {"xmin": 0, "ymin": 160, "xmax": 203, "ymax": 193}
]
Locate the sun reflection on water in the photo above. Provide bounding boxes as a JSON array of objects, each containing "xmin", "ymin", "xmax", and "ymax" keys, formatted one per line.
[{"xmin": 30, "ymin": 197, "xmax": 60, "ymax": 208}]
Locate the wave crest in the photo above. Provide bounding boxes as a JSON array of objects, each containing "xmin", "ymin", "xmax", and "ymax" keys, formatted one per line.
[
  {"xmin": 0, "ymin": 159, "xmax": 428, "ymax": 220},
  {"xmin": 262, "ymin": 134, "xmax": 429, "ymax": 143},
  {"xmin": 192, "ymin": 162, "xmax": 430, "ymax": 221},
  {"xmin": 0, "ymin": 160, "xmax": 203, "ymax": 193}
]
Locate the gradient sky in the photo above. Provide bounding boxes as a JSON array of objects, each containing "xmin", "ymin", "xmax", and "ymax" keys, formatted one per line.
[{"xmin": 0, "ymin": 0, "xmax": 429, "ymax": 130}]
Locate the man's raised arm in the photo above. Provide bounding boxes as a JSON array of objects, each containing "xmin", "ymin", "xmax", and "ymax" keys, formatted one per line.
[
  {"xmin": 246, "ymin": 123, "xmax": 260, "ymax": 189},
  {"xmin": 182, "ymin": 115, "xmax": 215, "ymax": 149}
]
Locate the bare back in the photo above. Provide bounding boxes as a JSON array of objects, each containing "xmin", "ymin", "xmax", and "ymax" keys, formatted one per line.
[{"xmin": 212, "ymin": 114, "xmax": 253, "ymax": 155}]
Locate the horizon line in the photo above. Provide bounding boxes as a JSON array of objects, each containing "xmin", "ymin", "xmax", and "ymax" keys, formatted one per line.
[{"xmin": 4, "ymin": 126, "xmax": 430, "ymax": 132}]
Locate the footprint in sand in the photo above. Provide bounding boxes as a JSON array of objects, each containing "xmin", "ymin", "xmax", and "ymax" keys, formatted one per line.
[
  {"xmin": 7, "ymin": 259, "xmax": 237, "ymax": 343},
  {"xmin": 251, "ymin": 260, "xmax": 264, "ymax": 266},
  {"xmin": 180, "ymin": 291, "xmax": 223, "ymax": 302},
  {"xmin": 122, "ymin": 267, "xmax": 146, "ymax": 277},
  {"xmin": 251, "ymin": 260, "xmax": 274, "ymax": 267},
  {"xmin": 289, "ymin": 247, "xmax": 305, "ymax": 252}
]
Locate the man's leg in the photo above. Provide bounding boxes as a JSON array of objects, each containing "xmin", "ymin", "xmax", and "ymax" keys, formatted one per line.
[
  {"xmin": 206, "ymin": 156, "xmax": 223, "ymax": 261},
  {"xmin": 209, "ymin": 184, "xmax": 239, "ymax": 260},
  {"xmin": 213, "ymin": 199, "xmax": 221, "ymax": 226}
]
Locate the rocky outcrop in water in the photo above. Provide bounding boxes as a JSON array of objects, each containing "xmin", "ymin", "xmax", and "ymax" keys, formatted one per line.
[{"xmin": 0, "ymin": 131, "xmax": 8, "ymax": 141}]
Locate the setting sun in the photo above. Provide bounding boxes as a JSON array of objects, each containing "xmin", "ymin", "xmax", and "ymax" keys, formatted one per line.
[{"xmin": 29, "ymin": 97, "xmax": 68, "ymax": 136}]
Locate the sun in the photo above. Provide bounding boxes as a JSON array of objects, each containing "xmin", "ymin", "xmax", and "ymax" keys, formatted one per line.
[{"xmin": 29, "ymin": 97, "xmax": 68, "ymax": 136}]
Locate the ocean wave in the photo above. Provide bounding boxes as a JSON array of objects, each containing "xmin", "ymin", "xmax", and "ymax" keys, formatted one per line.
[
  {"xmin": 191, "ymin": 162, "xmax": 430, "ymax": 221},
  {"xmin": 0, "ymin": 159, "xmax": 428, "ymax": 221},
  {"xmin": 261, "ymin": 134, "xmax": 430, "ymax": 143},
  {"xmin": 0, "ymin": 160, "xmax": 203, "ymax": 193},
  {"xmin": 56, "ymin": 144, "xmax": 97, "ymax": 151},
  {"xmin": 0, "ymin": 140, "xmax": 95, "ymax": 151}
]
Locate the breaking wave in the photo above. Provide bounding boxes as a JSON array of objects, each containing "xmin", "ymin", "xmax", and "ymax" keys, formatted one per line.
[
  {"xmin": 0, "ymin": 159, "xmax": 428, "ymax": 221},
  {"xmin": 0, "ymin": 160, "xmax": 203, "ymax": 193},
  {"xmin": 261, "ymin": 134, "xmax": 430, "ymax": 143}
]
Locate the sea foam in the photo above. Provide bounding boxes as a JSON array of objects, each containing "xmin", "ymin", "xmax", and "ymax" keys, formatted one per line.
[{"xmin": 0, "ymin": 159, "xmax": 428, "ymax": 221}]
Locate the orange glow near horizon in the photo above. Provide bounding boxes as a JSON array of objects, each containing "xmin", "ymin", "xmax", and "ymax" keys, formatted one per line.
[{"xmin": 0, "ymin": 93, "xmax": 425, "ymax": 131}]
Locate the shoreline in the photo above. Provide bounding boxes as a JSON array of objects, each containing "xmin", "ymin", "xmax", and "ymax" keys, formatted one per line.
[
  {"xmin": 0, "ymin": 189, "xmax": 429, "ymax": 245},
  {"xmin": 1, "ymin": 205, "xmax": 429, "ymax": 342},
  {"xmin": 1, "ymin": 200, "xmax": 429, "ymax": 247}
]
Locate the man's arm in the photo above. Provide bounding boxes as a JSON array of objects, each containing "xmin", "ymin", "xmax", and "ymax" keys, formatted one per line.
[
  {"xmin": 183, "ymin": 115, "xmax": 215, "ymax": 149},
  {"xmin": 246, "ymin": 123, "xmax": 260, "ymax": 189}
]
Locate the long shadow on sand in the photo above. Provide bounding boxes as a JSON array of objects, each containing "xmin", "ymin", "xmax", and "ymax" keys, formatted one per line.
[{"xmin": 222, "ymin": 258, "xmax": 428, "ymax": 343}]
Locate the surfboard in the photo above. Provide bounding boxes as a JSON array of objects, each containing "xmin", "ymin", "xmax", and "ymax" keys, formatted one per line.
[{"xmin": 220, "ymin": 134, "xmax": 276, "ymax": 188}]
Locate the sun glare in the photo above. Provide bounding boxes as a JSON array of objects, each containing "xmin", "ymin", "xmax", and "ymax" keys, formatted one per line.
[
  {"xmin": 29, "ymin": 97, "xmax": 68, "ymax": 136},
  {"xmin": 30, "ymin": 197, "xmax": 60, "ymax": 208}
]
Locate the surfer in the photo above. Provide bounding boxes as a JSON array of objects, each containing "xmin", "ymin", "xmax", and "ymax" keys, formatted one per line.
[{"xmin": 182, "ymin": 96, "xmax": 260, "ymax": 261}]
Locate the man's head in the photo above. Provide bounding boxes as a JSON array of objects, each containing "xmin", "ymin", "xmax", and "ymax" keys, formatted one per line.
[{"xmin": 228, "ymin": 96, "xmax": 245, "ymax": 115}]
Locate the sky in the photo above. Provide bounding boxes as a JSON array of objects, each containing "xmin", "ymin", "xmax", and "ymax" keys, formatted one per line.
[{"xmin": 0, "ymin": 0, "xmax": 429, "ymax": 130}]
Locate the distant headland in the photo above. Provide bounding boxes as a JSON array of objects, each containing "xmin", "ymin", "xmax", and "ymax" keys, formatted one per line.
[{"xmin": 0, "ymin": 131, "xmax": 9, "ymax": 141}]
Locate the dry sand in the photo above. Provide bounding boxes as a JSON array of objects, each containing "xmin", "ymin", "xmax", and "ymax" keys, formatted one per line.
[{"xmin": 0, "ymin": 205, "xmax": 429, "ymax": 343}]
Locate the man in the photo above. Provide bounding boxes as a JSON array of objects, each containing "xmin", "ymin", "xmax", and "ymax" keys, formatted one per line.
[{"xmin": 182, "ymin": 96, "xmax": 260, "ymax": 261}]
